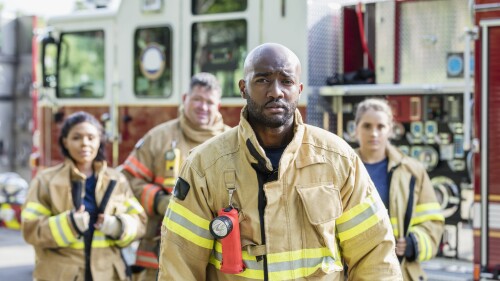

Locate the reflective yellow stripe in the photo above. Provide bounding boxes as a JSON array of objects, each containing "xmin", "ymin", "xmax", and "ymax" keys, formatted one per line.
[
  {"xmin": 415, "ymin": 202, "xmax": 441, "ymax": 213},
  {"xmin": 337, "ymin": 195, "xmax": 385, "ymax": 241},
  {"xmin": 163, "ymin": 201, "xmax": 213, "ymax": 249},
  {"xmin": 125, "ymin": 197, "xmax": 143, "ymax": 215},
  {"xmin": 210, "ymin": 244, "xmax": 341, "ymax": 280},
  {"xmin": 413, "ymin": 228, "xmax": 432, "ymax": 261},
  {"xmin": 67, "ymin": 233, "xmax": 116, "ymax": 249},
  {"xmin": 168, "ymin": 200, "xmax": 210, "ymax": 229},
  {"xmin": 165, "ymin": 218, "xmax": 213, "ymax": 249},
  {"xmin": 22, "ymin": 202, "xmax": 51, "ymax": 221},
  {"xmin": 390, "ymin": 217, "xmax": 399, "ymax": 237},
  {"xmin": 411, "ymin": 202, "xmax": 444, "ymax": 226},
  {"xmin": 48, "ymin": 212, "xmax": 78, "ymax": 247}
]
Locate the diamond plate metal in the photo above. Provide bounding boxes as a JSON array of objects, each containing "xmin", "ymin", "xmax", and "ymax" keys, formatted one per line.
[{"xmin": 399, "ymin": 0, "xmax": 472, "ymax": 84}]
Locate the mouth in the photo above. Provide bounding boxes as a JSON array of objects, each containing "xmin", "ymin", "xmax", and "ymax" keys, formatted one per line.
[{"xmin": 265, "ymin": 102, "xmax": 286, "ymax": 113}]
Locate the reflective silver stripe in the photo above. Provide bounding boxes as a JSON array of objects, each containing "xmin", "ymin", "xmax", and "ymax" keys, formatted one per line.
[
  {"xmin": 415, "ymin": 209, "xmax": 441, "ymax": 216},
  {"xmin": 336, "ymin": 199, "xmax": 383, "ymax": 233},
  {"xmin": 165, "ymin": 207, "xmax": 212, "ymax": 240},
  {"xmin": 24, "ymin": 207, "xmax": 48, "ymax": 217},
  {"xmin": 55, "ymin": 215, "xmax": 70, "ymax": 245},
  {"xmin": 267, "ymin": 256, "xmax": 334, "ymax": 272}
]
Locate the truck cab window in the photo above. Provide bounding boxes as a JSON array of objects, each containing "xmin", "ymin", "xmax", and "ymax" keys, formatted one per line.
[
  {"xmin": 191, "ymin": 20, "xmax": 247, "ymax": 98},
  {"xmin": 192, "ymin": 0, "xmax": 247, "ymax": 15},
  {"xmin": 134, "ymin": 26, "xmax": 172, "ymax": 98},
  {"xmin": 58, "ymin": 30, "xmax": 105, "ymax": 98}
]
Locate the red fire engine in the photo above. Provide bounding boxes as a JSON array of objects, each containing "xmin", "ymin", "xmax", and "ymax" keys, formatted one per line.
[{"xmin": 24, "ymin": 0, "xmax": 495, "ymax": 279}]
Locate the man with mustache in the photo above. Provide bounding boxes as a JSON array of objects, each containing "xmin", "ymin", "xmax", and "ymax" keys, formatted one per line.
[{"xmin": 158, "ymin": 43, "xmax": 402, "ymax": 280}]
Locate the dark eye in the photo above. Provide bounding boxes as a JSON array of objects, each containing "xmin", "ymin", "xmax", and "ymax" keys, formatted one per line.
[{"xmin": 282, "ymin": 79, "xmax": 293, "ymax": 85}]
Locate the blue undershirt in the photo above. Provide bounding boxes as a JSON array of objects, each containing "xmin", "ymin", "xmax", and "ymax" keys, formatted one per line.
[
  {"xmin": 264, "ymin": 146, "xmax": 286, "ymax": 170},
  {"xmin": 364, "ymin": 158, "xmax": 390, "ymax": 209},
  {"xmin": 83, "ymin": 173, "xmax": 98, "ymax": 234}
]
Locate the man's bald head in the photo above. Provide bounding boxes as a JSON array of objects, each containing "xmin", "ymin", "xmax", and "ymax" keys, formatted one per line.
[{"xmin": 243, "ymin": 43, "xmax": 302, "ymax": 81}]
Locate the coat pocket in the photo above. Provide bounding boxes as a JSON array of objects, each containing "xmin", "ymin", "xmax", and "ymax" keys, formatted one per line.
[
  {"xmin": 296, "ymin": 183, "xmax": 342, "ymax": 225},
  {"xmin": 296, "ymin": 183, "xmax": 344, "ymax": 274}
]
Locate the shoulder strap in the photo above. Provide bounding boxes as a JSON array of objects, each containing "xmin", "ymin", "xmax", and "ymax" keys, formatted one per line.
[
  {"xmin": 98, "ymin": 180, "xmax": 117, "ymax": 214},
  {"xmin": 403, "ymin": 176, "xmax": 416, "ymax": 236}
]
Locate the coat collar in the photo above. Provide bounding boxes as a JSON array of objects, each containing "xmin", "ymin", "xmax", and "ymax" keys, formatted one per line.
[{"xmin": 238, "ymin": 106, "xmax": 305, "ymax": 177}]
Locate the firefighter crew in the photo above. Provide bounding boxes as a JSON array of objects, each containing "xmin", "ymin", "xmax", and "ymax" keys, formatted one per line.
[
  {"xmin": 21, "ymin": 111, "xmax": 146, "ymax": 281},
  {"xmin": 122, "ymin": 72, "xmax": 231, "ymax": 281},
  {"xmin": 158, "ymin": 43, "xmax": 403, "ymax": 280},
  {"xmin": 354, "ymin": 98, "xmax": 445, "ymax": 280}
]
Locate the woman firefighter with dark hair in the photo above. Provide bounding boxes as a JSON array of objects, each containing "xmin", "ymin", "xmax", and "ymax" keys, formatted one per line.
[{"xmin": 22, "ymin": 111, "xmax": 146, "ymax": 281}]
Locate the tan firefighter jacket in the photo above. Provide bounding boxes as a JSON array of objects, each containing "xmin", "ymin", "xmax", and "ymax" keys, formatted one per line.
[
  {"xmin": 365, "ymin": 145, "xmax": 444, "ymax": 281},
  {"xmin": 22, "ymin": 159, "xmax": 146, "ymax": 281},
  {"xmin": 158, "ymin": 107, "xmax": 403, "ymax": 281},
  {"xmin": 122, "ymin": 110, "xmax": 229, "ymax": 269}
]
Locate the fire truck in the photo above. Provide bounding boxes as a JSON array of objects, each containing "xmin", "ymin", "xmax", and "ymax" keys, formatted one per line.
[
  {"xmin": 0, "ymin": 14, "xmax": 34, "ymax": 229},
  {"xmin": 473, "ymin": 0, "xmax": 500, "ymax": 280},
  {"xmin": 33, "ymin": 0, "xmax": 491, "ymax": 278}
]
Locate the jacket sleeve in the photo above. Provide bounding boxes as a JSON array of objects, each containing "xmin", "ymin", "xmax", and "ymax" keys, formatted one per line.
[
  {"xmin": 21, "ymin": 176, "xmax": 81, "ymax": 248},
  {"xmin": 113, "ymin": 174, "xmax": 148, "ymax": 247},
  {"xmin": 158, "ymin": 160, "xmax": 214, "ymax": 281},
  {"xmin": 337, "ymin": 153, "xmax": 402, "ymax": 280},
  {"xmin": 407, "ymin": 167, "xmax": 445, "ymax": 262},
  {"xmin": 122, "ymin": 135, "xmax": 167, "ymax": 216}
]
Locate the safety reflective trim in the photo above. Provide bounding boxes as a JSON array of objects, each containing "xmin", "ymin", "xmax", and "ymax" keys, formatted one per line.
[
  {"xmin": 154, "ymin": 176, "xmax": 165, "ymax": 185},
  {"xmin": 22, "ymin": 202, "xmax": 52, "ymax": 220},
  {"xmin": 390, "ymin": 217, "xmax": 399, "ymax": 237},
  {"xmin": 163, "ymin": 201, "xmax": 213, "ymax": 249},
  {"xmin": 66, "ymin": 233, "xmax": 117, "ymax": 249},
  {"xmin": 114, "ymin": 216, "xmax": 137, "ymax": 248},
  {"xmin": 210, "ymin": 244, "xmax": 341, "ymax": 280},
  {"xmin": 123, "ymin": 156, "xmax": 153, "ymax": 180},
  {"xmin": 411, "ymin": 203, "xmax": 445, "ymax": 225},
  {"xmin": 336, "ymin": 195, "xmax": 385, "ymax": 242},
  {"xmin": 125, "ymin": 197, "xmax": 144, "ymax": 215},
  {"xmin": 141, "ymin": 184, "xmax": 161, "ymax": 215},
  {"xmin": 48, "ymin": 212, "xmax": 78, "ymax": 247},
  {"xmin": 136, "ymin": 250, "xmax": 159, "ymax": 269},
  {"xmin": 412, "ymin": 227, "xmax": 432, "ymax": 261}
]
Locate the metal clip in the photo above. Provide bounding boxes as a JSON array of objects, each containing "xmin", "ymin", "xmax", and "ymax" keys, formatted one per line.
[{"xmin": 228, "ymin": 188, "xmax": 235, "ymax": 208}]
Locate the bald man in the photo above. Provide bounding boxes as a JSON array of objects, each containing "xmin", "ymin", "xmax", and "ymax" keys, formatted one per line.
[{"xmin": 158, "ymin": 43, "xmax": 402, "ymax": 280}]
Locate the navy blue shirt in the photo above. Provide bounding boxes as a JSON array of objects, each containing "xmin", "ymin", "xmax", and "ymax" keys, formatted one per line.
[
  {"xmin": 83, "ymin": 173, "xmax": 98, "ymax": 234},
  {"xmin": 264, "ymin": 146, "xmax": 286, "ymax": 170},
  {"xmin": 364, "ymin": 158, "xmax": 390, "ymax": 209}
]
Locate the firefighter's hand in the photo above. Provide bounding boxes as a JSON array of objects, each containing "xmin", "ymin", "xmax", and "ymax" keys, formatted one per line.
[
  {"xmin": 70, "ymin": 206, "xmax": 90, "ymax": 234},
  {"xmin": 395, "ymin": 237, "xmax": 407, "ymax": 257},
  {"xmin": 154, "ymin": 192, "xmax": 170, "ymax": 216},
  {"xmin": 96, "ymin": 214, "xmax": 122, "ymax": 239}
]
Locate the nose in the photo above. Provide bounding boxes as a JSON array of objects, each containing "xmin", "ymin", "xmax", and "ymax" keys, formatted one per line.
[
  {"xmin": 267, "ymin": 80, "xmax": 284, "ymax": 99},
  {"xmin": 82, "ymin": 137, "xmax": 91, "ymax": 145}
]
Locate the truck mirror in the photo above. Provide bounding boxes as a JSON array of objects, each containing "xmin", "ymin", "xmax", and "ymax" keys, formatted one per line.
[{"xmin": 41, "ymin": 32, "xmax": 59, "ymax": 88}]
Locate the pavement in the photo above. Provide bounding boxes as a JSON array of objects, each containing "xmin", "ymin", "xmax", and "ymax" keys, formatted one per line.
[{"xmin": 0, "ymin": 228, "xmax": 35, "ymax": 281}]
